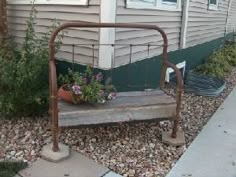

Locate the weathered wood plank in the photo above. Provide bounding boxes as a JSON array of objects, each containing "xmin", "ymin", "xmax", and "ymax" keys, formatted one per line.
[
  {"xmin": 59, "ymin": 103, "xmax": 176, "ymax": 127},
  {"xmin": 58, "ymin": 90, "xmax": 175, "ymax": 112},
  {"xmin": 58, "ymin": 90, "xmax": 176, "ymax": 127}
]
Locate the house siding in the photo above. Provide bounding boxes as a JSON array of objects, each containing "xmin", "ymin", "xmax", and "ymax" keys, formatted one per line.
[
  {"xmin": 186, "ymin": 0, "xmax": 229, "ymax": 48},
  {"xmin": 7, "ymin": 0, "xmax": 100, "ymax": 66},
  {"xmin": 114, "ymin": 0, "xmax": 182, "ymax": 67},
  {"xmin": 227, "ymin": 0, "xmax": 236, "ymax": 33}
]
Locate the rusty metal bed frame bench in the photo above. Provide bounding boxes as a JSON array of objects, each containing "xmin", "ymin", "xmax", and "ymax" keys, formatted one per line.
[{"xmin": 44, "ymin": 22, "xmax": 185, "ymax": 162}]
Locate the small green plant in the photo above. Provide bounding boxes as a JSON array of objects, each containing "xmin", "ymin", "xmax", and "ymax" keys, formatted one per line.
[
  {"xmin": 0, "ymin": 4, "xmax": 63, "ymax": 118},
  {"xmin": 195, "ymin": 43, "xmax": 236, "ymax": 79},
  {"xmin": 58, "ymin": 66, "xmax": 116, "ymax": 104},
  {"xmin": 0, "ymin": 161, "xmax": 27, "ymax": 177}
]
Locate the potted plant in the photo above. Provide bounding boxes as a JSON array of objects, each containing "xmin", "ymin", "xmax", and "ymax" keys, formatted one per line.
[{"xmin": 58, "ymin": 66, "xmax": 116, "ymax": 104}]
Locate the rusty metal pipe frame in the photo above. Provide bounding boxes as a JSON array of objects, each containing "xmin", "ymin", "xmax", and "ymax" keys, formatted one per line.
[{"xmin": 48, "ymin": 22, "xmax": 183, "ymax": 152}]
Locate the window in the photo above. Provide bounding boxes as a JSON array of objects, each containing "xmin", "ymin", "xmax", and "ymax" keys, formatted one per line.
[
  {"xmin": 162, "ymin": 0, "xmax": 177, "ymax": 3},
  {"xmin": 7, "ymin": 0, "xmax": 88, "ymax": 5},
  {"xmin": 126, "ymin": 0, "xmax": 181, "ymax": 11},
  {"xmin": 208, "ymin": 0, "xmax": 218, "ymax": 10}
]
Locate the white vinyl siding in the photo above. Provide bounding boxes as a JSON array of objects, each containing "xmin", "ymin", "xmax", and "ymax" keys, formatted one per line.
[
  {"xmin": 8, "ymin": 0, "xmax": 88, "ymax": 5},
  {"xmin": 7, "ymin": 0, "xmax": 100, "ymax": 66},
  {"xmin": 114, "ymin": 0, "xmax": 181, "ymax": 67},
  {"xmin": 186, "ymin": 0, "xmax": 229, "ymax": 48},
  {"xmin": 226, "ymin": 0, "xmax": 236, "ymax": 33}
]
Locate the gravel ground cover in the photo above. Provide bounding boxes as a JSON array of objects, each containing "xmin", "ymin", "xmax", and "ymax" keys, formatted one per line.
[{"xmin": 0, "ymin": 67, "xmax": 236, "ymax": 177}]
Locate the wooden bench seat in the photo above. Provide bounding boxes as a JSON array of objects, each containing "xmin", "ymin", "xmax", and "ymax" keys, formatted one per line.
[{"xmin": 58, "ymin": 90, "xmax": 176, "ymax": 127}]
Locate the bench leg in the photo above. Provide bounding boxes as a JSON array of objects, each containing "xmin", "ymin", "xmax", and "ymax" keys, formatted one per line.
[
  {"xmin": 171, "ymin": 119, "xmax": 179, "ymax": 138},
  {"xmin": 41, "ymin": 96, "xmax": 70, "ymax": 162},
  {"xmin": 162, "ymin": 89, "xmax": 185, "ymax": 146},
  {"xmin": 162, "ymin": 119, "xmax": 185, "ymax": 146}
]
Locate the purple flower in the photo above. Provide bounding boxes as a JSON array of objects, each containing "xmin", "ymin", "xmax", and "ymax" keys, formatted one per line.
[
  {"xmin": 96, "ymin": 72, "xmax": 103, "ymax": 82},
  {"xmin": 72, "ymin": 85, "xmax": 82, "ymax": 95},
  {"xmin": 107, "ymin": 92, "xmax": 116, "ymax": 100}
]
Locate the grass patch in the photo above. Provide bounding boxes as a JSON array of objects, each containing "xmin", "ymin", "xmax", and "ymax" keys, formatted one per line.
[{"xmin": 0, "ymin": 161, "xmax": 27, "ymax": 177}]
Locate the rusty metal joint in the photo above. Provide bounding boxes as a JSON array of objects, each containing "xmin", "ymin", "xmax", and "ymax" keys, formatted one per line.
[{"xmin": 176, "ymin": 89, "xmax": 182, "ymax": 93}]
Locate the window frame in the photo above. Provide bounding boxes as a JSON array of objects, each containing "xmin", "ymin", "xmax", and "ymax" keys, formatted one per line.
[
  {"xmin": 126, "ymin": 0, "xmax": 181, "ymax": 11},
  {"xmin": 208, "ymin": 0, "xmax": 219, "ymax": 10},
  {"xmin": 7, "ymin": 0, "xmax": 89, "ymax": 5}
]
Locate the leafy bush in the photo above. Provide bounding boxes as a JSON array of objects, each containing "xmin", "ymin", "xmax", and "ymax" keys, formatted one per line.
[
  {"xmin": 0, "ymin": 161, "xmax": 27, "ymax": 177},
  {"xmin": 195, "ymin": 43, "xmax": 236, "ymax": 79},
  {"xmin": 0, "ymin": 6, "xmax": 63, "ymax": 118}
]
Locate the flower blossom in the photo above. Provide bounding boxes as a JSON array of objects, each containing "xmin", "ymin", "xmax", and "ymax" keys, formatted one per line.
[
  {"xmin": 72, "ymin": 85, "xmax": 82, "ymax": 95},
  {"xmin": 107, "ymin": 92, "xmax": 116, "ymax": 100}
]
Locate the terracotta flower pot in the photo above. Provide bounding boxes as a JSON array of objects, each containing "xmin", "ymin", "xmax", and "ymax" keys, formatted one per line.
[
  {"xmin": 58, "ymin": 84, "xmax": 83, "ymax": 104},
  {"xmin": 58, "ymin": 84, "xmax": 73, "ymax": 103}
]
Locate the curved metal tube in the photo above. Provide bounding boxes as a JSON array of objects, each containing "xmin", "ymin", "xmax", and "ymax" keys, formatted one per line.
[
  {"xmin": 164, "ymin": 60, "xmax": 183, "ymax": 138},
  {"xmin": 48, "ymin": 22, "xmax": 183, "ymax": 151}
]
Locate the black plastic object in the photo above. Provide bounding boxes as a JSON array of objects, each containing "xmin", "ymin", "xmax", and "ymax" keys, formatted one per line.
[{"xmin": 183, "ymin": 72, "xmax": 225, "ymax": 97}]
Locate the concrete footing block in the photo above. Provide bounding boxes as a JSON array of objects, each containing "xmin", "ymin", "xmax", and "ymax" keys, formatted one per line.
[
  {"xmin": 162, "ymin": 131, "xmax": 185, "ymax": 146},
  {"xmin": 41, "ymin": 143, "xmax": 70, "ymax": 163}
]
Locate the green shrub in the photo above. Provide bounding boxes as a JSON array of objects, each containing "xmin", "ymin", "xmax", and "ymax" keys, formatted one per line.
[
  {"xmin": 0, "ymin": 5, "xmax": 63, "ymax": 118},
  {"xmin": 0, "ymin": 161, "xmax": 27, "ymax": 177},
  {"xmin": 195, "ymin": 43, "xmax": 236, "ymax": 79}
]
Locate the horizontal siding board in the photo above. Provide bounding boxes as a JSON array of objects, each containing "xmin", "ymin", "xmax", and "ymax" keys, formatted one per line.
[
  {"xmin": 187, "ymin": 31, "xmax": 224, "ymax": 47},
  {"xmin": 8, "ymin": 24, "xmax": 99, "ymax": 40},
  {"xmin": 187, "ymin": 27, "xmax": 225, "ymax": 38},
  {"xmin": 8, "ymin": 30, "xmax": 98, "ymax": 47},
  {"xmin": 116, "ymin": 15, "xmax": 181, "ymax": 23},
  {"xmin": 7, "ymin": 1, "xmax": 100, "ymax": 65},
  {"xmin": 59, "ymin": 45, "xmax": 99, "ymax": 57},
  {"xmin": 116, "ymin": 22, "xmax": 182, "ymax": 32},
  {"xmin": 116, "ymin": 28, "xmax": 180, "ymax": 40},
  {"xmin": 114, "ymin": 44, "xmax": 178, "ymax": 67},
  {"xmin": 8, "ymin": 9, "xmax": 99, "ymax": 23},
  {"xmin": 56, "ymin": 52, "xmax": 98, "ymax": 66},
  {"xmin": 188, "ymin": 12, "xmax": 227, "ymax": 18},
  {"xmin": 188, "ymin": 25, "xmax": 225, "ymax": 32},
  {"xmin": 187, "ymin": 21, "xmax": 228, "ymax": 27},
  {"xmin": 186, "ymin": 33, "xmax": 223, "ymax": 47},
  {"xmin": 115, "ymin": 32, "xmax": 179, "ymax": 48},
  {"xmin": 7, "ymin": 17, "xmax": 99, "ymax": 32},
  {"xmin": 187, "ymin": 30, "xmax": 224, "ymax": 40},
  {"xmin": 7, "ymin": 4, "xmax": 100, "ymax": 14},
  {"xmin": 117, "ymin": 8, "xmax": 182, "ymax": 16},
  {"xmin": 115, "ymin": 38, "xmax": 179, "ymax": 58}
]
